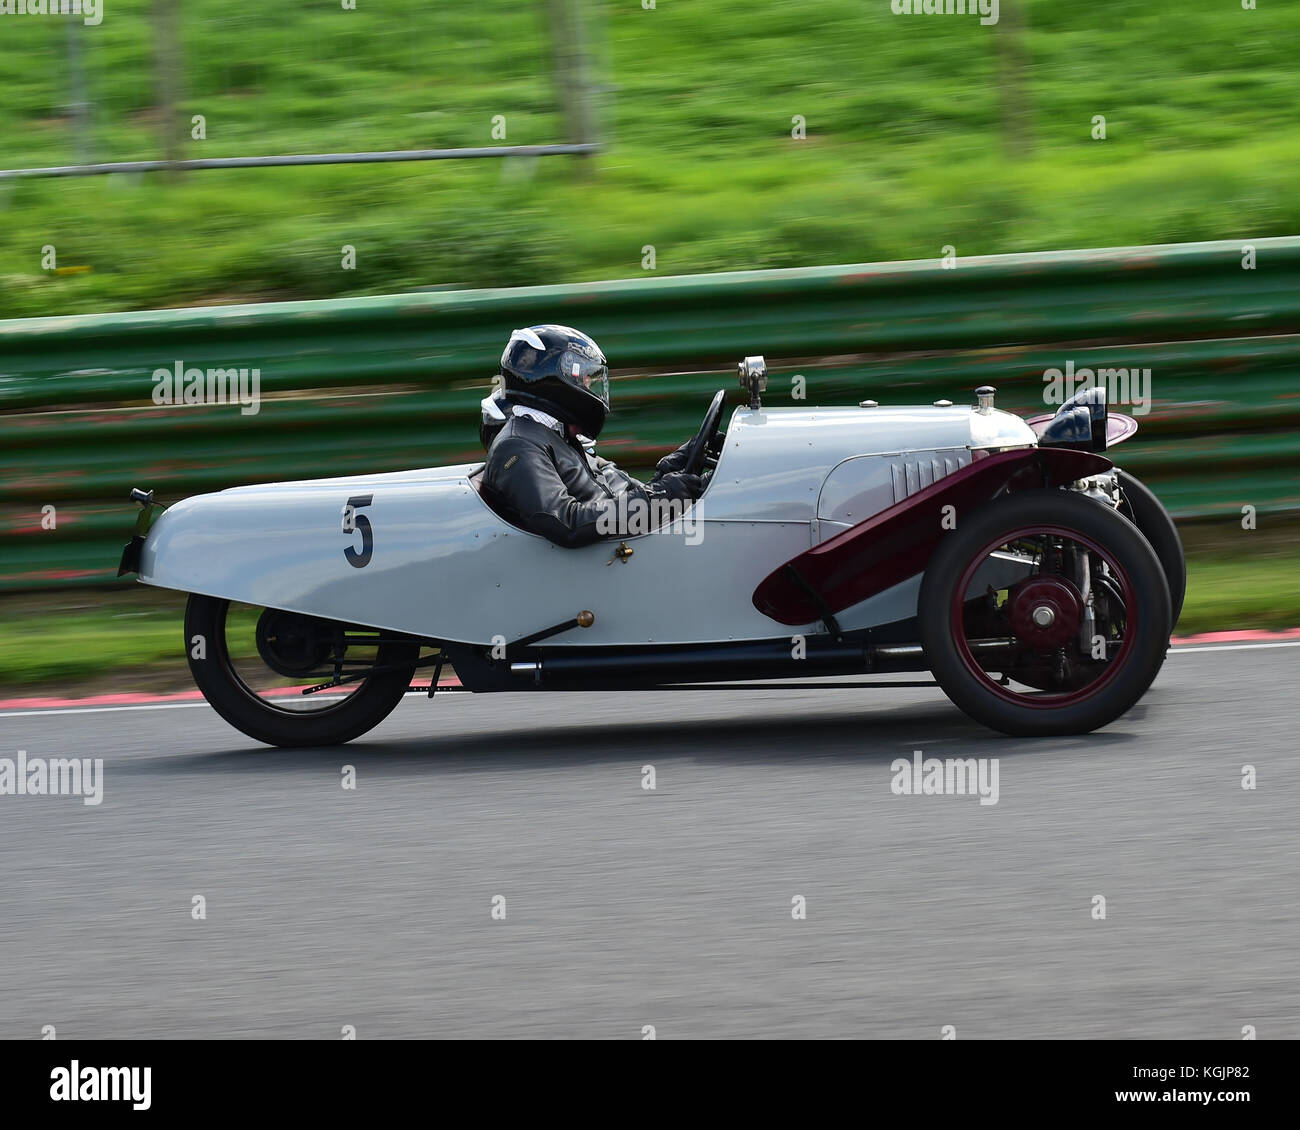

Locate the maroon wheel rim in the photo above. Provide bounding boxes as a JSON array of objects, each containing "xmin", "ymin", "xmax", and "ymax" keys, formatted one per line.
[{"xmin": 949, "ymin": 524, "xmax": 1139, "ymax": 710}]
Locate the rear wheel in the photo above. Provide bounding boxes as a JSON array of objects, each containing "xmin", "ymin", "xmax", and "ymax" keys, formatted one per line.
[
  {"xmin": 919, "ymin": 490, "xmax": 1171, "ymax": 736},
  {"xmin": 184, "ymin": 594, "xmax": 421, "ymax": 747},
  {"xmin": 1116, "ymin": 469, "xmax": 1186, "ymax": 633}
]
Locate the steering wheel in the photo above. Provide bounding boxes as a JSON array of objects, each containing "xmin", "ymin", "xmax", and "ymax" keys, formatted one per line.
[{"xmin": 683, "ymin": 389, "xmax": 728, "ymax": 477}]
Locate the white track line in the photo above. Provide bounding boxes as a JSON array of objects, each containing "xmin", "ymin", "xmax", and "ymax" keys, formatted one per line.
[
  {"xmin": 1, "ymin": 639, "xmax": 1296, "ymax": 717},
  {"xmin": 0, "ymin": 697, "xmax": 352, "ymax": 719},
  {"xmin": 1170, "ymin": 641, "xmax": 1300, "ymax": 654},
  {"xmin": 0, "ymin": 702, "xmax": 212, "ymax": 718}
]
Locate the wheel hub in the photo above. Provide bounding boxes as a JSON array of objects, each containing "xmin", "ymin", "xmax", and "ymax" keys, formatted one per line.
[
  {"xmin": 255, "ymin": 609, "xmax": 333, "ymax": 676},
  {"xmin": 1008, "ymin": 576, "xmax": 1083, "ymax": 649}
]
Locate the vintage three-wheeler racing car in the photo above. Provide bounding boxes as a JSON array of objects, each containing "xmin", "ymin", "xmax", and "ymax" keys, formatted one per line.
[{"xmin": 119, "ymin": 357, "xmax": 1185, "ymax": 746}]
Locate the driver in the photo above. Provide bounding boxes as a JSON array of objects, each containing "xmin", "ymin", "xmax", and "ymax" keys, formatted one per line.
[{"xmin": 480, "ymin": 324, "xmax": 706, "ymax": 547}]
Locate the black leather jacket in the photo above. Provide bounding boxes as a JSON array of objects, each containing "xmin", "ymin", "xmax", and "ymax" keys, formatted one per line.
[{"xmin": 482, "ymin": 414, "xmax": 676, "ymax": 547}]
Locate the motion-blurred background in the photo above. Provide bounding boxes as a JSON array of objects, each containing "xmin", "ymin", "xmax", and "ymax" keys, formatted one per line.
[
  {"xmin": 5, "ymin": 0, "xmax": 1300, "ymax": 311},
  {"xmin": 2, "ymin": 0, "xmax": 1298, "ymax": 694}
]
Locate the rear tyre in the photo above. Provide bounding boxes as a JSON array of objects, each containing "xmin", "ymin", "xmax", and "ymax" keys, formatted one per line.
[
  {"xmin": 1116, "ymin": 469, "xmax": 1186, "ymax": 633},
  {"xmin": 919, "ymin": 489, "xmax": 1171, "ymax": 737},
  {"xmin": 185, "ymin": 594, "xmax": 419, "ymax": 747}
]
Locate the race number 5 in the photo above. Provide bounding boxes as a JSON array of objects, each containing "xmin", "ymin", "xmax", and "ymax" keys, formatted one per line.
[{"xmin": 341, "ymin": 494, "xmax": 374, "ymax": 568}]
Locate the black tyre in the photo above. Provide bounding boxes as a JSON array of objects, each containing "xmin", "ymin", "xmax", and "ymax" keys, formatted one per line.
[
  {"xmin": 1116, "ymin": 469, "xmax": 1186, "ymax": 633},
  {"xmin": 919, "ymin": 489, "xmax": 1171, "ymax": 737},
  {"xmin": 185, "ymin": 594, "xmax": 420, "ymax": 747}
]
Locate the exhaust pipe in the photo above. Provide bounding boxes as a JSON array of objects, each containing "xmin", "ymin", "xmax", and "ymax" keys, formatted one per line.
[{"xmin": 506, "ymin": 637, "xmax": 932, "ymax": 690}]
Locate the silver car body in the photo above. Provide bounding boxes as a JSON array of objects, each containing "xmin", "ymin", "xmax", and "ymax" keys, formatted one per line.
[{"xmin": 139, "ymin": 404, "xmax": 1037, "ymax": 646}]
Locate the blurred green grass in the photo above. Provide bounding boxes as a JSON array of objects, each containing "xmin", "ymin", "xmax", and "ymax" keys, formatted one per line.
[
  {"xmin": 7, "ymin": 597, "xmax": 188, "ymax": 691},
  {"xmin": 2, "ymin": 0, "xmax": 1299, "ymax": 315}
]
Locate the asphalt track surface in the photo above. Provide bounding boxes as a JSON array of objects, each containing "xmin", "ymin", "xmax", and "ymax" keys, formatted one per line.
[{"xmin": 1, "ymin": 643, "xmax": 1296, "ymax": 1040}]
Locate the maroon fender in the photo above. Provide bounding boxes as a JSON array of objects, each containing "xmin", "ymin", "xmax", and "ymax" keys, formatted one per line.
[{"xmin": 752, "ymin": 447, "xmax": 1114, "ymax": 626}]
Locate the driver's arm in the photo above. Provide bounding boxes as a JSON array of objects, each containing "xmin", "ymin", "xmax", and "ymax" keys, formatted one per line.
[
  {"xmin": 485, "ymin": 436, "xmax": 702, "ymax": 548},
  {"xmin": 486, "ymin": 435, "xmax": 665, "ymax": 548},
  {"xmin": 593, "ymin": 449, "xmax": 703, "ymax": 504}
]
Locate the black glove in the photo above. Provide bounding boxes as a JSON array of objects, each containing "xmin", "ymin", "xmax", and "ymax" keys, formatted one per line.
[
  {"xmin": 655, "ymin": 443, "xmax": 692, "ymax": 477},
  {"xmin": 656, "ymin": 431, "xmax": 726, "ymax": 477},
  {"xmin": 651, "ymin": 471, "xmax": 704, "ymax": 501}
]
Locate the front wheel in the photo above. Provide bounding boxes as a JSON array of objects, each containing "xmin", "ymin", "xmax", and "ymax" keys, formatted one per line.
[
  {"xmin": 185, "ymin": 595, "xmax": 421, "ymax": 747},
  {"xmin": 919, "ymin": 489, "xmax": 1171, "ymax": 737}
]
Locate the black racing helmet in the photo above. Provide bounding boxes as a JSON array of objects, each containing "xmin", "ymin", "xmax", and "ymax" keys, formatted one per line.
[{"xmin": 498, "ymin": 324, "xmax": 610, "ymax": 438}]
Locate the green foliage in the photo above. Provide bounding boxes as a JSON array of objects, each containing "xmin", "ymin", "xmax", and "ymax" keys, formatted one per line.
[{"xmin": 1, "ymin": 0, "xmax": 1298, "ymax": 315}]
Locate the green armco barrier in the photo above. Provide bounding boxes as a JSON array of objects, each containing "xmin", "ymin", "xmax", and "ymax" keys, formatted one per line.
[{"xmin": 2, "ymin": 237, "xmax": 1298, "ymax": 591}]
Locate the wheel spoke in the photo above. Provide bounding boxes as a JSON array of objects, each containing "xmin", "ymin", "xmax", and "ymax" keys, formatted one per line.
[{"xmin": 950, "ymin": 525, "xmax": 1135, "ymax": 708}]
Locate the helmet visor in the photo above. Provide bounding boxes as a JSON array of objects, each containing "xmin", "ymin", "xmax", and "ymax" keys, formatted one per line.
[{"xmin": 561, "ymin": 349, "xmax": 610, "ymax": 409}]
